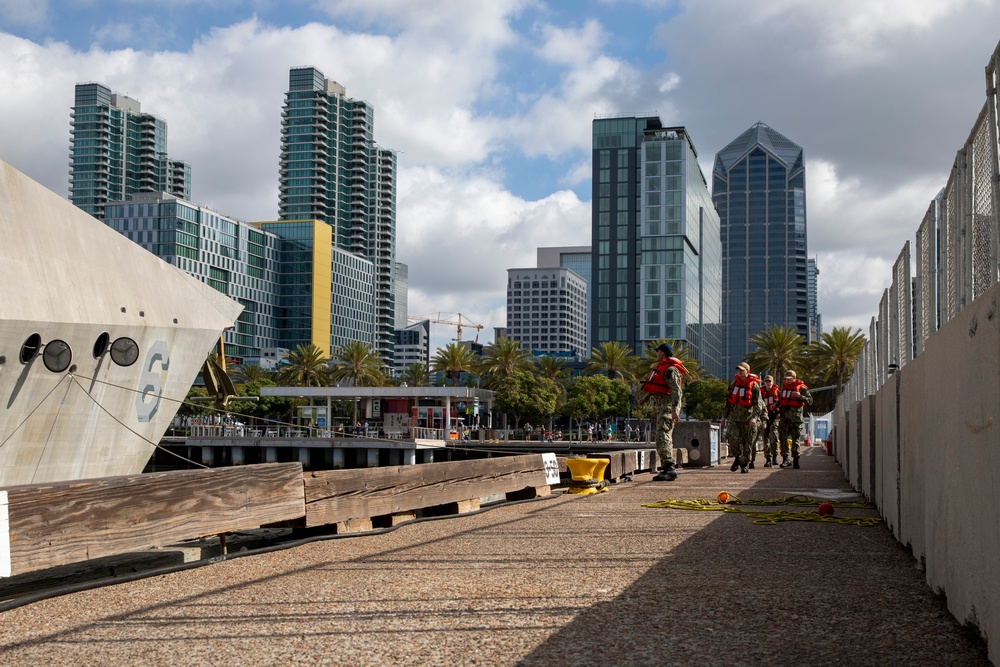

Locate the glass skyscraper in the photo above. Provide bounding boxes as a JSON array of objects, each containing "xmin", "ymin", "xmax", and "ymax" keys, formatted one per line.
[
  {"xmin": 591, "ymin": 116, "xmax": 722, "ymax": 376},
  {"xmin": 103, "ymin": 194, "xmax": 374, "ymax": 361},
  {"xmin": 279, "ymin": 67, "xmax": 397, "ymax": 362},
  {"xmin": 807, "ymin": 257, "xmax": 822, "ymax": 342},
  {"xmin": 713, "ymin": 122, "xmax": 809, "ymax": 373},
  {"xmin": 70, "ymin": 83, "xmax": 190, "ymax": 220}
]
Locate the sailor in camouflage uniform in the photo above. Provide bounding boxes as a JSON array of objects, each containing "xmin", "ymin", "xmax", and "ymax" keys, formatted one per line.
[
  {"xmin": 777, "ymin": 370, "xmax": 812, "ymax": 468},
  {"xmin": 721, "ymin": 362, "xmax": 766, "ymax": 474},
  {"xmin": 639, "ymin": 343, "xmax": 687, "ymax": 481},
  {"xmin": 760, "ymin": 374, "xmax": 781, "ymax": 467}
]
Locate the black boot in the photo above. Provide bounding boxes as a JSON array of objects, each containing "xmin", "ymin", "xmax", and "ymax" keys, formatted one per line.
[
  {"xmin": 653, "ymin": 463, "xmax": 678, "ymax": 481},
  {"xmin": 748, "ymin": 458, "xmax": 755, "ymax": 470},
  {"xmin": 792, "ymin": 457, "xmax": 800, "ymax": 469},
  {"xmin": 779, "ymin": 456, "xmax": 791, "ymax": 468},
  {"xmin": 764, "ymin": 457, "xmax": 772, "ymax": 468},
  {"xmin": 730, "ymin": 456, "xmax": 741, "ymax": 472}
]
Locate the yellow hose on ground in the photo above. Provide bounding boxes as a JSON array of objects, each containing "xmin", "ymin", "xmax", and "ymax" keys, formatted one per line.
[{"xmin": 642, "ymin": 495, "xmax": 883, "ymax": 526}]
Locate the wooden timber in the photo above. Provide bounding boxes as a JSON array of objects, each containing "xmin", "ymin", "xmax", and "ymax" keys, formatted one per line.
[
  {"xmin": 2, "ymin": 463, "xmax": 304, "ymax": 577},
  {"xmin": 294, "ymin": 454, "xmax": 549, "ymax": 528},
  {"xmin": 581, "ymin": 448, "xmax": 657, "ymax": 482}
]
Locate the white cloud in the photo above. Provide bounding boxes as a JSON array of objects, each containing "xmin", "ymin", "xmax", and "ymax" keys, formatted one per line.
[
  {"xmin": 0, "ymin": 0, "xmax": 49, "ymax": 28},
  {"xmin": 806, "ymin": 158, "xmax": 943, "ymax": 258},
  {"xmin": 3, "ymin": 0, "xmax": 1000, "ymax": 352},
  {"xmin": 534, "ymin": 18, "xmax": 606, "ymax": 67},
  {"xmin": 815, "ymin": 251, "xmax": 892, "ymax": 332}
]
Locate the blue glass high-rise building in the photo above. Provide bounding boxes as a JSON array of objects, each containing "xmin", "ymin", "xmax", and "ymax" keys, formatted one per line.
[
  {"xmin": 591, "ymin": 115, "xmax": 722, "ymax": 375},
  {"xmin": 713, "ymin": 122, "xmax": 809, "ymax": 372}
]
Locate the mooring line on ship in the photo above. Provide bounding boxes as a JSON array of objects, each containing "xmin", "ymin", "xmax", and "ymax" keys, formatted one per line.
[
  {"xmin": 0, "ymin": 373, "xmax": 74, "ymax": 451},
  {"xmin": 66, "ymin": 374, "xmax": 210, "ymax": 469}
]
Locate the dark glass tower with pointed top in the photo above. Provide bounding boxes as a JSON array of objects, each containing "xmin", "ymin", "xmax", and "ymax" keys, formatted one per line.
[{"xmin": 713, "ymin": 122, "xmax": 809, "ymax": 372}]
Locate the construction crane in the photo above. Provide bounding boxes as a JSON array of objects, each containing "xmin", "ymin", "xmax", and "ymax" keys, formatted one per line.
[{"xmin": 407, "ymin": 313, "xmax": 484, "ymax": 342}]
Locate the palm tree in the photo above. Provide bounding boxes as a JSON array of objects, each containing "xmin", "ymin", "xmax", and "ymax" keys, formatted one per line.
[
  {"xmin": 329, "ymin": 340, "xmax": 384, "ymax": 387},
  {"xmin": 807, "ymin": 327, "xmax": 866, "ymax": 398},
  {"xmin": 477, "ymin": 338, "xmax": 533, "ymax": 389},
  {"xmin": 584, "ymin": 341, "xmax": 635, "ymax": 379},
  {"xmin": 533, "ymin": 355, "xmax": 571, "ymax": 387},
  {"xmin": 431, "ymin": 343, "xmax": 477, "ymax": 386},
  {"xmin": 276, "ymin": 343, "xmax": 330, "ymax": 387},
  {"xmin": 743, "ymin": 325, "xmax": 805, "ymax": 380},
  {"xmin": 400, "ymin": 362, "xmax": 430, "ymax": 387},
  {"xmin": 235, "ymin": 363, "xmax": 271, "ymax": 384}
]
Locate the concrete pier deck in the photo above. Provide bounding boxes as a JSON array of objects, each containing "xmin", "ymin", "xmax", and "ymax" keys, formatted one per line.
[{"xmin": 0, "ymin": 448, "xmax": 990, "ymax": 666}]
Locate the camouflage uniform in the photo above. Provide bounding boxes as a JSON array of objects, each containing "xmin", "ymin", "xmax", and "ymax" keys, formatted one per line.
[
  {"xmin": 650, "ymin": 366, "xmax": 683, "ymax": 468},
  {"xmin": 763, "ymin": 411, "xmax": 780, "ymax": 462},
  {"xmin": 722, "ymin": 374, "xmax": 766, "ymax": 470},
  {"xmin": 778, "ymin": 377, "xmax": 812, "ymax": 466},
  {"xmin": 761, "ymin": 381, "xmax": 781, "ymax": 465}
]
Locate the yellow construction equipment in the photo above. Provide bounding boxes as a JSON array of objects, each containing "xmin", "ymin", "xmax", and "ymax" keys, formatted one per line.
[{"xmin": 407, "ymin": 313, "xmax": 484, "ymax": 342}]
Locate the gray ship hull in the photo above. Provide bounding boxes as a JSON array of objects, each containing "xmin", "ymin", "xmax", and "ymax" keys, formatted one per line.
[{"xmin": 0, "ymin": 160, "xmax": 243, "ymax": 487}]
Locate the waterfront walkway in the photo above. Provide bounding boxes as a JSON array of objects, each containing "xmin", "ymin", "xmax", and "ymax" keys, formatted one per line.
[{"xmin": 0, "ymin": 448, "xmax": 990, "ymax": 666}]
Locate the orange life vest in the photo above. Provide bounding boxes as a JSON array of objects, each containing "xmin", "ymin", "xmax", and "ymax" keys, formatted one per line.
[
  {"xmin": 727, "ymin": 373, "xmax": 759, "ymax": 407},
  {"xmin": 642, "ymin": 357, "xmax": 687, "ymax": 395},
  {"xmin": 763, "ymin": 383, "xmax": 780, "ymax": 412},
  {"xmin": 779, "ymin": 379, "xmax": 807, "ymax": 408}
]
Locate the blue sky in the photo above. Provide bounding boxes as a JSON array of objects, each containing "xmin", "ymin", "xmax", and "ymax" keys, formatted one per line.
[{"xmin": 2, "ymin": 0, "xmax": 1000, "ymax": 352}]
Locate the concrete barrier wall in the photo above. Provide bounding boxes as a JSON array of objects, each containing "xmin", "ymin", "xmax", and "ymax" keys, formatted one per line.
[
  {"xmin": 860, "ymin": 395, "xmax": 875, "ymax": 500},
  {"xmin": 898, "ymin": 355, "xmax": 926, "ymax": 560},
  {"xmin": 876, "ymin": 373, "xmax": 900, "ymax": 537},
  {"xmin": 832, "ymin": 282, "xmax": 1000, "ymax": 661}
]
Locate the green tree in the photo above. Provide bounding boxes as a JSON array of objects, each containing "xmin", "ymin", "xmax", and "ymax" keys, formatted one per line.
[
  {"xmin": 235, "ymin": 363, "xmax": 272, "ymax": 384},
  {"xmin": 533, "ymin": 355, "xmax": 571, "ymax": 387},
  {"xmin": 431, "ymin": 342, "xmax": 477, "ymax": 386},
  {"xmin": 228, "ymin": 378, "xmax": 299, "ymax": 423},
  {"xmin": 807, "ymin": 327, "xmax": 866, "ymax": 399},
  {"xmin": 493, "ymin": 371, "xmax": 560, "ymax": 432},
  {"xmin": 683, "ymin": 377, "xmax": 729, "ymax": 421},
  {"xmin": 744, "ymin": 325, "xmax": 805, "ymax": 380},
  {"xmin": 329, "ymin": 340, "xmax": 384, "ymax": 387},
  {"xmin": 562, "ymin": 374, "xmax": 629, "ymax": 438},
  {"xmin": 477, "ymin": 337, "xmax": 532, "ymax": 389},
  {"xmin": 400, "ymin": 362, "xmax": 430, "ymax": 387},
  {"xmin": 178, "ymin": 385, "xmax": 212, "ymax": 418},
  {"xmin": 276, "ymin": 343, "xmax": 330, "ymax": 387},
  {"xmin": 584, "ymin": 341, "xmax": 635, "ymax": 379}
]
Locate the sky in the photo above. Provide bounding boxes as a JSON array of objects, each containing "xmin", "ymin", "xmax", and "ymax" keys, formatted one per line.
[{"xmin": 2, "ymin": 0, "xmax": 999, "ymax": 353}]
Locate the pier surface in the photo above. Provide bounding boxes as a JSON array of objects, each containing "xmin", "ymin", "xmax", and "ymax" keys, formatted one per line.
[{"xmin": 0, "ymin": 448, "xmax": 989, "ymax": 666}]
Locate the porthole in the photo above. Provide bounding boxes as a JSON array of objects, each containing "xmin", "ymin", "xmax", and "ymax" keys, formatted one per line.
[
  {"xmin": 93, "ymin": 332, "xmax": 110, "ymax": 358},
  {"xmin": 20, "ymin": 333, "xmax": 42, "ymax": 364},
  {"xmin": 110, "ymin": 337, "xmax": 140, "ymax": 367},
  {"xmin": 43, "ymin": 339, "xmax": 73, "ymax": 373}
]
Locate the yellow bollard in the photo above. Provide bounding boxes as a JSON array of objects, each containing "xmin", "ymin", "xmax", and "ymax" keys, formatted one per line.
[{"xmin": 565, "ymin": 457, "xmax": 611, "ymax": 494}]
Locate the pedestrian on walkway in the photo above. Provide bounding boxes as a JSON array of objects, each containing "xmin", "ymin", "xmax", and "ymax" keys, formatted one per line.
[
  {"xmin": 777, "ymin": 370, "xmax": 812, "ymax": 468},
  {"xmin": 761, "ymin": 374, "xmax": 781, "ymax": 467},
  {"xmin": 721, "ymin": 362, "xmax": 766, "ymax": 474},
  {"xmin": 638, "ymin": 342, "xmax": 687, "ymax": 481}
]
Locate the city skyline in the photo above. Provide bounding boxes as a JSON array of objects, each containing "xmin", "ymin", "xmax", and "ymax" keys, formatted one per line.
[{"xmin": 2, "ymin": 1, "xmax": 999, "ymax": 353}]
